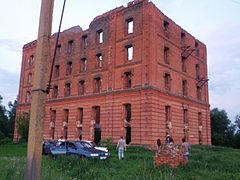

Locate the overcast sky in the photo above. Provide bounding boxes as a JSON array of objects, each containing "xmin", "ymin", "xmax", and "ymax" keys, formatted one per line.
[{"xmin": 0, "ymin": 0, "xmax": 239, "ymax": 121}]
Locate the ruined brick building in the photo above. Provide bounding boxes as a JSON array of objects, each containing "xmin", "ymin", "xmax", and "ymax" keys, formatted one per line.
[{"xmin": 14, "ymin": 0, "xmax": 211, "ymax": 146}]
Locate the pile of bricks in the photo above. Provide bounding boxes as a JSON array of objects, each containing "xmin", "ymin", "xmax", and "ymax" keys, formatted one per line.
[{"xmin": 153, "ymin": 144, "xmax": 186, "ymax": 168}]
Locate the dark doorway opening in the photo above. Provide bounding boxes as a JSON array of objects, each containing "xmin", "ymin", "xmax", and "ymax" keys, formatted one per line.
[
  {"xmin": 124, "ymin": 104, "xmax": 131, "ymax": 144},
  {"xmin": 93, "ymin": 106, "xmax": 101, "ymax": 144},
  {"xmin": 125, "ymin": 126, "xmax": 131, "ymax": 144}
]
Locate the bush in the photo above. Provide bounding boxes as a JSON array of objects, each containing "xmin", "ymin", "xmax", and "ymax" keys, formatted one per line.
[
  {"xmin": 0, "ymin": 137, "xmax": 11, "ymax": 145},
  {"xmin": 99, "ymin": 137, "xmax": 114, "ymax": 149},
  {"xmin": 16, "ymin": 114, "xmax": 29, "ymax": 142}
]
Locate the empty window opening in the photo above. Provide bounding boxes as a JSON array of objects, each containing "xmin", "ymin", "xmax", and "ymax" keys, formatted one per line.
[
  {"xmin": 97, "ymin": 53, "xmax": 103, "ymax": 68},
  {"xmin": 164, "ymin": 73, "xmax": 171, "ymax": 91},
  {"xmin": 165, "ymin": 106, "xmax": 171, "ymax": 133},
  {"xmin": 94, "ymin": 77, "xmax": 101, "ymax": 93},
  {"xmin": 57, "ymin": 44, "xmax": 61, "ymax": 56},
  {"xmin": 197, "ymin": 86, "xmax": 201, "ymax": 100},
  {"xmin": 54, "ymin": 65, "xmax": 60, "ymax": 78},
  {"xmin": 196, "ymin": 64, "xmax": 200, "ymax": 79},
  {"xmin": 64, "ymin": 82, "xmax": 71, "ymax": 97},
  {"xmin": 52, "ymin": 85, "xmax": 58, "ymax": 98},
  {"xmin": 163, "ymin": 20, "xmax": 169, "ymax": 37},
  {"xmin": 82, "ymin": 35, "xmax": 88, "ymax": 48},
  {"xmin": 63, "ymin": 109, "xmax": 69, "ymax": 140},
  {"xmin": 67, "ymin": 40, "xmax": 74, "ymax": 54},
  {"xmin": 76, "ymin": 108, "xmax": 83, "ymax": 140},
  {"xmin": 28, "ymin": 55, "xmax": 34, "ymax": 66},
  {"xmin": 93, "ymin": 106, "xmax": 101, "ymax": 144},
  {"xmin": 124, "ymin": 72, "xmax": 132, "ymax": 89},
  {"xmin": 181, "ymin": 32, "xmax": 186, "ymax": 46},
  {"xmin": 183, "ymin": 109, "xmax": 188, "ymax": 124},
  {"xmin": 182, "ymin": 80, "xmax": 187, "ymax": 96},
  {"xmin": 27, "ymin": 73, "xmax": 32, "ymax": 84},
  {"xmin": 183, "ymin": 109, "xmax": 189, "ymax": 141},
  {"xmin": 124, "ymin": 104, "xmax": 131, "ymax": 144},
  {"xmin": 163, "ymin": 20, "xmax": 169, "ymax": 31},
  {"xmin": 126, "ymin": 45, "xmax": 133, "ymax": 61},
  {"xmin": 50, "ymin": 110, "xmax": 56, "ymax": 139},
  {"xmin": 66, "ymin": 61, "xmax": 72, "ymax": 75},
  {"xmin": 97, "ymin": 30, "xmax": 103, "ymax": 44},
  {"xmin": 78, "ymin": 80, "xmax": 85, "ymax": 95},
  {"xmin": 127, "ymin": 18, "xmax": 133, "ymax": 34},
  {"xmin": 164, "ymin": 47, "xmax": 169, "ymax": 64},
  {"xmin": 195, "ymin": 41, "xmax": 200, "ymax": 57},
  {"xmin": 182, "ymin": 56, "xmax": 187, "ymax": 72},
  {"xmin": 198, "ymin": 112, "xmax": 203, "ymax": 144},
  {"xmin": 25, "ymin": 91, "xmax": 31, "ymax": 103},
  {"xmin": 80, "ymin": 58, "xmax": 87, "ymax": 72}
]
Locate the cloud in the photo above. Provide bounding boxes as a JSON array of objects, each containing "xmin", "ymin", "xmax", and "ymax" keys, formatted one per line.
[
  {"xmin": 0, "ymin": 68, "xmax": 19, "ymax": 107},
  {"xmin": 0, "ymin": 38, "xmax": 22, "ymax": 52}
]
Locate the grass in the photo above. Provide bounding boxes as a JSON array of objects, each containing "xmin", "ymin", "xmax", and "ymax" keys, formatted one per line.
[{"xmin": 0, "ymin": 143, "xmax": 240, "ymax": 180}]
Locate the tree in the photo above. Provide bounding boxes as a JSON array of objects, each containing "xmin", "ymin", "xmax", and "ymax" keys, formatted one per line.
[
  {"xmin": 16, "ymin": 113, "xmax": 29, "ymax": 142},
  {"xmin": 235, "ymin": 114, "xmax": 240, "ymax": 130},
  {"xmin": 7, "ymin": 100, "xmax": 17, "ymax": 138},
  {"xmin": 0, "ymin": 95, "xmax": 8, "ymax": 138},
  {"xmin": 210, "ymin": 108, "xmax": 233, "ymax": 147}
]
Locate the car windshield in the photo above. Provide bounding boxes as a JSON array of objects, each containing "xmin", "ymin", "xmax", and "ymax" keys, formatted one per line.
[{"xmin": 80, "ymin": 141, "xmax": 92, "ymax": 148}]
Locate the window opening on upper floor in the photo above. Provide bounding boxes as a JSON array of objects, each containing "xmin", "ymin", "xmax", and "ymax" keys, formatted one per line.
[
  {"xmin": 64, "ymin": 82, "xmax": 71, "ymax": 97},
  {"xmin": 164, "ymin": 46, "xmax": 170, "ymax": 64},
  {"xmin": 67, "ymin": 40, "xmax": 74, "ymax": 54},
  {"xmin": 66, "ymin": 61, "xmax": 72, "ymax": 75},
  {"xmin": 97, "ymin": 30, "xmax": 103, "ymax": 44},
  {"xmin": 96, "ymin": 53, "xmax": 103, "ymax": 68},
  {"xmin": 164, "ymin": 73, "xmax": 171, "ymax": 91},
  {"xmin": 127, "ymin": 18, "xmax": 133, "ymax": 34},
  {"xmin": 78, "ymin": 80, "xmax": 85, "ymax": 95},
  {"xmin": 126, "ymin": 45, "xmax": 133, "ymax": 61}
]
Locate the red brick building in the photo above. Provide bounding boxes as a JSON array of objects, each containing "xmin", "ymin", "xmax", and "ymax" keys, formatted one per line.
[{"xmin": 14, "ymin": 0, "xmax": 211, "ymax": 146}]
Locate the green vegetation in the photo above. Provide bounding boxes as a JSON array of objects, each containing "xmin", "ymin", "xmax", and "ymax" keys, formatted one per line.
[
  {"xmin": 0, "ymin": 95, "xmax": 17, "ymax": 145},
  {"xmin": 0, "ymin": 143, "xmax": 240, "ymax": 179},
  {"xmin": 211, "ymin": 108, "xmax": 240, "ymax": 149}
]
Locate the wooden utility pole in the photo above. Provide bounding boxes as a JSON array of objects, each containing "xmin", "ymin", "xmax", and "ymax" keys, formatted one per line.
[{"xmin": 27, "ymin": 0, "xmax": 54, "ymax": 179}]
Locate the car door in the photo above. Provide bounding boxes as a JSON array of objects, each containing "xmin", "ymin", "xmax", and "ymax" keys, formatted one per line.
[
  {"xmin": 51, "ymin": 141, "xmax": 67, "ymax": 155},
  {"xmin": 67, "ymin": 142, "xmax": 78, "ymax": 155}
]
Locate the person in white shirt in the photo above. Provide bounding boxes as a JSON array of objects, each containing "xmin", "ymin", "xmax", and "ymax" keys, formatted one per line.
[{"xmin": 116, "ymin": 136, "xmax": 127, "ymax": 160}]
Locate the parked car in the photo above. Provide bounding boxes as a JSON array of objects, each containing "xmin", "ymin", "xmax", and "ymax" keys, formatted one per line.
[
  {"xmin": 49, "ymin": 141, "xmax": 110, "ymax": 160},
  {"xmin": 42, "ymin": 140, "xmax": 57, "ymax": 155},
  {"xmin": 81, "ymin": 140, "xmax": 109, "ymax": 152}
]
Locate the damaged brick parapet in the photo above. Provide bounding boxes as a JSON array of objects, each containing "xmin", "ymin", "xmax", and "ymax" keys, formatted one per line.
[{"xmin": 153, "ymin": 144, "xmax": 186, "ymax": 168}]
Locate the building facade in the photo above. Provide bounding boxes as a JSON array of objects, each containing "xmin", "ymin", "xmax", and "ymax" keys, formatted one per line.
[{"xmin": 14, "ymin": 0, "xmax": 211, "ymax": 146}]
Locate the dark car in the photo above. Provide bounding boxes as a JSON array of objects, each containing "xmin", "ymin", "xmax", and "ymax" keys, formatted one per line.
[
  {"xmin": 42, "ymin": 140, "xmax": 57, "ymax": 155},
  {"xmin": 50, "ymin": 141, "xmax": 110, "ymax": 160}
]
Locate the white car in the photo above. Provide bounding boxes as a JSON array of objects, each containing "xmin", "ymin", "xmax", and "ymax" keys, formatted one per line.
[{"xmin": 82, "ymin": 140, "xmax": 109, "ymax": 153}]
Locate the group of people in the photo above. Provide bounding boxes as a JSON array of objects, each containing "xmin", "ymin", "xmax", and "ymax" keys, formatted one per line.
[
  {"xmin": 156, "ymin": 133, "xmax": 191, "ymax": 163},
  {"xmin": 116, "ymin": 134, "xmax": 191, "ymax": 164}
]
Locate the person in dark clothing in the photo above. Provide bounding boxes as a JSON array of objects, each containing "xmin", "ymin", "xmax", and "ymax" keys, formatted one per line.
[{"xmin": 156, "ymin": 138, "xmax": 161, "ymax": 153}]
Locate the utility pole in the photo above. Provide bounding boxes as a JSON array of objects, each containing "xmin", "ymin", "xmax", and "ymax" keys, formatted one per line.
[{"xmin": 27, "ymin": 0, "xmax": 54, "ymax": 179}]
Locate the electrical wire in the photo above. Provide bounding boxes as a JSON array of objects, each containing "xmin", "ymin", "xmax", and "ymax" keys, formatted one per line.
[{"xmin": 46, "ymin": 0, "xmax": 67, "ymax": 94}]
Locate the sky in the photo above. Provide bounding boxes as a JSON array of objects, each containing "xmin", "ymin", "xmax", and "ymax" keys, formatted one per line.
[{"xmin": 0, "ymin": 0, "xmax": 239, "ymax": 121}]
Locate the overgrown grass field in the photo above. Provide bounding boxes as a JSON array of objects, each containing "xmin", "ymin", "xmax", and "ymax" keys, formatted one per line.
[{"xmin": 0, "ymin": 143, "xmax": 240, "ymax": 179}]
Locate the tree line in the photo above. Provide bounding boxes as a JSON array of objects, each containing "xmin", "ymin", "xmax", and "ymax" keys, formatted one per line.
[
  {"xmin": 0, "ymin": 94, "xmax": 240, "ymax": 148},
  {"xmin": 0, "ymin": 95, "xmax": 16, "ymax": 144},
  {"xmin": 211, "ymin": 108, "xmax": 240, "ymax": 148}
]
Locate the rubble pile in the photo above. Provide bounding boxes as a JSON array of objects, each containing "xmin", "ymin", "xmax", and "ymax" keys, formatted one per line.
[{"xmin": 153, "ymin": 144, "xmax": 186, "ymax": 168}]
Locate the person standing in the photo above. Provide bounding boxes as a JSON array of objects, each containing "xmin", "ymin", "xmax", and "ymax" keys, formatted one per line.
[
  {"xmin": 182, "ymin": 137, "xmax": 191, "ymax": 163},
  {"xmin": 156, "ymin": 139, "xmax": 162, "ymax": 153},
  {"xmin": 116, "ymin": 136, "xmax": 127, "ymax": 160}
]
